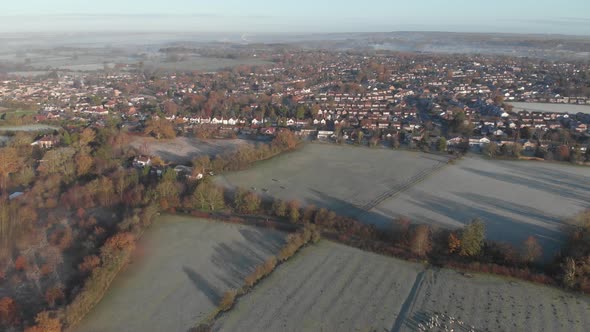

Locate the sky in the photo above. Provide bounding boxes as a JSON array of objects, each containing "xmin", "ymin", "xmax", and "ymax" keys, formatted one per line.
[{"xmin": 1, "ymin": 0, "xmax": 590, "ymax": 35}]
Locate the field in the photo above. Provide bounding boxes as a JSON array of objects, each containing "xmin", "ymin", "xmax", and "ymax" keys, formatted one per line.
[
  {"xmin": 0, "ymin": 124, "xmax": 59, "ymax": 131},
  {"xmin": 215, "ymin": 241, "xmax": 590, "ymax": 332},
  {"xmin": 216, "ymin": 143, "xmax": 451, "ymax": 223},
  {"xmin": 370, "ymin": 156, "xmax": 590, "ymax": 259},
  {"xmin": 213, "ymin": 241, "xmax": 423, "ymax": 332},
  {"xmin": 510, "ymin": 102, "xmax": 590, "ymax": 114},
  {"xmin": 129, "ymin": 136, "xmax": 252, "ymax": 164},
  {"xmin": 218, "ymin": 144, "xmax": 590, "ymax": 259},
  {"xmin": 76, "ymin": 215, "xmax": 286, "ymax": 332}
]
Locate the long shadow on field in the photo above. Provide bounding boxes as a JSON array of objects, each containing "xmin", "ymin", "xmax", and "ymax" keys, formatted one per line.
[
  {"xmin": 407, "ymin": 192, "xmax": 566, "ymax": 260},
  {"xmin": 209, "ymin": 230, "xmax": 284, "ymax": 290},
  {"xmin": 183, "ymin": 266, "xmax": 221, "ymax": 305},
  {"xmin": 462, "ymin": 167, "xmax": 590, "ymax": 204},
  {"xmin": 497, "ymin": 161, "xmax": 590, "ymax": 194},
  {"xmin": 307, "ymin": 189, "xmax": 392, "ymax": 228},
  {"xmin": 453, "ymin": 192, "xmax": 563, "ymax": 226}
]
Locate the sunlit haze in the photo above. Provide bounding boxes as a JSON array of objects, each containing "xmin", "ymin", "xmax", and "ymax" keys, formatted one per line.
[{"xmin": 2, "ymin": 0, "xmax": 590, "ymax": 35}]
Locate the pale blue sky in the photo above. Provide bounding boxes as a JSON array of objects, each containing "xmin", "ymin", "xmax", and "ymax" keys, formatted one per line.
[{"xmin": 2, "ymin": 0, "xmax": 590, "ymax": 35}]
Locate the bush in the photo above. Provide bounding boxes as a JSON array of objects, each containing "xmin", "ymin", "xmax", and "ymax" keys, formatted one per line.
[{"xmin": 218, "ymin": 290, "xmax": 236, "ymax": 312}]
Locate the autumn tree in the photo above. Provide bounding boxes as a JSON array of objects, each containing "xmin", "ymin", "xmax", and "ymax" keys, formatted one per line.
[
  {"xmin": 78, "ymin": 255, "xmax": 101, "ymax": 273},
  {"xmin": 287, "ymin": 200, "xmax": 301, "ymax": 223},
  {"xmin": 0, "ymin": 147, "xmax": 22, "ymax": 191},
  {"xmin": 188, "ymin": 182, "xmax": 225, "ymax": 211},
  {"xmin": 409, "ymin": 225, "xmax": 432, "ymax": 257},
  {"xmin": 0, "ymin": 297, "xmax": 18, "ymax": 327},
  {"xmin": 460, "ymin": 219, "xmax": 485, "ymax": 257},
  {"xmin": 45, "ymin": 285, "xmax": 65, "ymax": 307},
  {"xmin": 521, "ymin": 236, "xmax": 543, "ymax": 263},
  {"xmin": 271, "ymin": 199, "xmax": 287, "ymax": 217},
  {"xmin": 218, "ymin": 290, "xmax": 236, "ymax": 312},
  {"xmin": 144, "ymin": 118, "xmax": 176, "ymax": 139},
  {"xmin": 448, "ymin": 232, "xmax": 461, "ymax": 254},
  {"xmin": 24, "ymin": 311, "xmax": 61, "ymax": 332}
]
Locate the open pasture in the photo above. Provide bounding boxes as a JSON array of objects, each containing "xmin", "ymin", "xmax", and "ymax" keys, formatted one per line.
[{"xmin": 76, "ymin": 215, "xmax": 286, "ymax": 332}]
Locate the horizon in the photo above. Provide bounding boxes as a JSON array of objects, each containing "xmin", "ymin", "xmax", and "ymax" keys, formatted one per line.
[{"xmin": 2, "ymin": 0, "xmax": 590, "ymax": 36}]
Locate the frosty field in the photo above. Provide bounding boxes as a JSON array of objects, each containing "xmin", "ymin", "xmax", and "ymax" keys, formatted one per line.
[
  {"xmin": 217, "ymin": 143, "xmax": 451, "ymax": 223},
  {"xmin": 370, "ymin": 156, "xmax": 590, "ymax": 259},
  {"xmin": 214, "ymin": 241, "xmax": 590, "ymax": 332},
  {"xmin": 76, "ymin": 215, "xmax": 286, "ymax": 332},
  {"xmin": 219, "ymin": 144, "xmax": 590, "ymax": 259}
]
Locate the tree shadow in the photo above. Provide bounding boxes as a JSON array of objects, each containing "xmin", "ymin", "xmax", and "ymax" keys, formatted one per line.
[{"xmin": 182, "ymin": 265, "xmax": 221, "ymax": 305}]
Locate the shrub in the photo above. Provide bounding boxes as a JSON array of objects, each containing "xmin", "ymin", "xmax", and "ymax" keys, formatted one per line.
[{"xmin": 218, "ymin": 290, "xmax": 236, "ymax": 312}]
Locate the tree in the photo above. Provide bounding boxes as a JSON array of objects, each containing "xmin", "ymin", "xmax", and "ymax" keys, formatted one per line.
[
  {"xmin": 189, "ymin": 182, "xmax": 225, "ymax": 211},
  {"xmin": 75, "ymin": 152, "xmax": 94, "ymax": 177},
  {"xmin": 448, "ymin": 232, "xmax": 461, "ymax": 254},
  {"xmin": 144, "ymin": 118, "xmax": 176, "ymax": 139},
  {"xmin": 218, "ymin": 290, "xmax": 236, "ymax": 312},
  {"xmin": 24, "ymin": 311, "xmax": 61, "ymax": 332},
  {"xmin": 78, "ymin": 255, "xmax": 100, "ymax": 273},
  {"xmin": 482, "ymin": 142, "xmax": 498, "ymax": 158},
  {"xmin": 409, "ymin": 225, "xmax": 432, "ymax": 257},
  {"xmin": 272, "ymin": 199, "xmax": 287, "ymax": 217},
  {"xmin": 79, "ymin": 128, "xmax": 96, "ymax": 147},
  {"xmin": 437, "ymin": 137, "xmax": 447, "ymax": 152},
  {"xmin": 288, "ymin": 200, "xmax": 301, "ymax": 223},
  {"xmin": 0, "ymin": 297, "xmax": 18, "ymax": 327},
  {"xmin": 460, "ymin": 219, "xmax": 485, "ymax": 257},
  {"xmin": 522, "ymin": 236, "xmax": 542, "ymax": 263},
  {"xmin": 0, "ymin": 147, "xmax": 21, "ymax": 191},
  {"xmin": 45, "ymin": 285, "xmax": 65, "ymax": 307}
]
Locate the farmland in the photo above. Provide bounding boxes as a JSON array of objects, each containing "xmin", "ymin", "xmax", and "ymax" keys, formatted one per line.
[
  {"xmin": 213, "ymin": 241, "xmax": 423, "ymax": 332},
  {"xmin": 370, "ymin": 156, "xmax": 590, "ymax": 259},
  {"xmin": 76, "ymin": 215, "xmax": 286, "ymax": 332},
  {"xmin": 215, "ymin": 241, "xmax": 590, "ymax": 332},
  {"xmin": 129, "ymin": 136, "xmax": 252, "ymax": 164},
  {"xmin": 216, "ymin": 143, "xmax": 451, "ymax": 223},
  {"xmin": 218, "ymin": 144, "xmax": 590, "ymax": 259}
]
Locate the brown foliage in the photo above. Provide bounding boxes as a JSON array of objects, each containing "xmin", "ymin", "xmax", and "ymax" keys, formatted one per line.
[
  {"xmin": 409, "ymin": 225, "xmax": 432, "ymax": 257},
  {"xmin": 522, "ymin": 236, "xmax": 543, "ymax": 263},
  {"xmin": 0, "ymin": 296, "xmax": 19, "ymax": 326},
  {"xmin": 448, "ymin": 232, "xmax": 461, "ymax": 254},
  {"xmin": 78, "ymin": 255, "xmax": 101, "ymax": 273},
  {"xmin": 44, "ymin": 286, "xmax": 65, "ymax": 307},
  {"xmin": 14, "ymin": 256, "xmax": 27, "ymax": 271},
  {"xmin": 24, "ymin": 311, "xmax": 61, "ymax": 332},
  {"xmin": 218, "ymin": 290, "xmax": 236, "ymax": 312}
]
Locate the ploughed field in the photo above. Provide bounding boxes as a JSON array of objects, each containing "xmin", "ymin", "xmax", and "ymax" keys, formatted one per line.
[
  {"xmin": 214, "ymin": 241, "xmax": 590, "ymax": 332},
  {"xmin": 216, "ymin": 143, "xmax": 451, "ymax": 221},
  {"xmin": 218, "ymin": 144, "xmax": 590, "ymax": 259},
  {"xmin": 76, "ymin": 215, "xmax": 286, "ymax": 332}
]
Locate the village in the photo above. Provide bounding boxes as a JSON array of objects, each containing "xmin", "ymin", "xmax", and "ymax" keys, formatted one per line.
[{"xmin": 1, "ymin": 49, "xmax": 590, "ymax": 163}]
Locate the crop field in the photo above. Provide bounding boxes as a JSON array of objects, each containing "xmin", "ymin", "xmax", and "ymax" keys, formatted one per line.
[
  {"xmin": 129, "ymin": 136, "xmax": 252, "ymax": 164},
  {"xmin": 402, "ymin": 269, "xmax": 590, "ymax": 332},
  {"xmin": 214, "ymin": 241, "xmax": 590, "ymax": 332},
  {"xmin": 213, "ymin": 241, "xmax": 423, "ymax": 332},
  {"xmin": 510, "ymin": 102, "xmax": 590, "ymax": 114},
  {"xmin": 76, "ymin": 215, "xmax": 286, "ymax": 332},
  {"xmin": 0, "ymin": 124, "xmax": 59, "ymax": 131},
  {"xmin": 370, "ymin": 156, "xmax": 590, "ymax": 259},
  {"xmin": 216, "ymin": 143, "xmax": 451, "ymax": 224}
]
